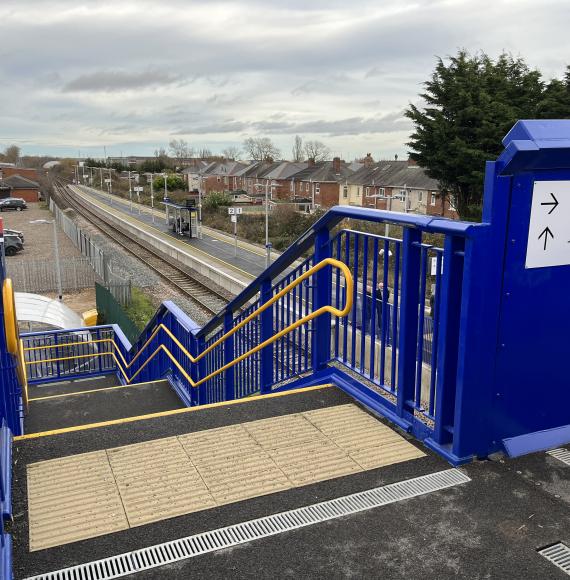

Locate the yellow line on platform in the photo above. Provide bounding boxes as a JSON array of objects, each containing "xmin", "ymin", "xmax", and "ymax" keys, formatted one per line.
[
  {"xmin": 29, "ymin": 382, "xmax": 152, "ymax": 402},
  {"xmin": 74, "ymin": 186, "xmax": 255, "ymax": 280},
  {"xmin": 15, "ymin": 384, "xmax": 333, "ymax": 440}
]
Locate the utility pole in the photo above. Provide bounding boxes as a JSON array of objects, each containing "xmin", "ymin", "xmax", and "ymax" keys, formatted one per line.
[
  {"xmin": 150, "ymin": 174, "xmax": 155, "ymax": 223},
  {"xmin": 128, "ymin": 170, "xmax": 133, "ymax": 212},
  {"xmin": 99, "ymin": 167, "xmax": 103, "ymax": 190}
]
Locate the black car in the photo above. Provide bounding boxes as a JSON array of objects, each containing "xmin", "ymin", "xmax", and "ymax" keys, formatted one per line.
[{"xmin": 0, "ymin": 198, "xmax": 27, "ymax": 211}]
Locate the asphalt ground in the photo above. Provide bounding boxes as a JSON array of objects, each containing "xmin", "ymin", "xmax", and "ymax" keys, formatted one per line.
[
  {"xmin": 12, "ymin": 386, "xmax": 444, "ymax": 578},
  {"xmin": 11, "ymin": 384, "xmax": 570, "ymax": 579},
  {"xmin": 24, "ymin": 379, "xmax": 183, "ymax": 433}
]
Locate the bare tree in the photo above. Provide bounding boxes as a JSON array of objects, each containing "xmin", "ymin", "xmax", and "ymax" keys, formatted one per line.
[
  {"xmin": 303, "ymin": 140, "xmax": 330, "ymax": 162},
  {"xmin": 1, "ymin": 145, "xmax": 21, "ymax": 164},
  {"xmin": 198, "ymin": 147, "xmax": 213, "ymax": 159},
  {"xmin": 243, "ymin": 137, "xmax": 281, "ymax": 161},
  {"xmin": 222, "ymin": 145, "xmax": 242, "ymax": 160},
  {"xmin": 168, "ymin": 138, "xmax": 194, "ymax": 160},
  {"xmin": 292, "ymin": 135, "xmax": 304, "ymax": 162}
]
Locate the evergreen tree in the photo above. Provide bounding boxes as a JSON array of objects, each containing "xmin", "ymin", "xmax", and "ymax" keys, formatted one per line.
[{"xmin": 406, "ymin": 51, "xmax": 544, "ymax": 220}]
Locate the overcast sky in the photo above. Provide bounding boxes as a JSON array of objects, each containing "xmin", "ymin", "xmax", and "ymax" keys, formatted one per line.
[{"xmin": 1, "ymin": 0, "xmax": 569, "ymax": 160}]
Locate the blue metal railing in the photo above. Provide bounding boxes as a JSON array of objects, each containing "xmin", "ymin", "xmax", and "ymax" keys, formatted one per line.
[{"xmin": 20, "ymin": 205, "xmax": 481, "ymax": 464}]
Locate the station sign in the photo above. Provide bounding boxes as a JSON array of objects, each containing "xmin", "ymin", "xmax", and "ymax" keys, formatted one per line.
[
  {"xmin": 133, "ymin": 186, "xmax": 144, "ymax": 192},
  {"xmin": 228, "ymin": 207, "xmax": 243, "ymax": 215},
  {"xmin": 525, "ymin": 180, "xmax": 570, "ymax": 269},
  {"xmin": 104, "ymin": 179, "xmax": 112, "ymax": 184}
]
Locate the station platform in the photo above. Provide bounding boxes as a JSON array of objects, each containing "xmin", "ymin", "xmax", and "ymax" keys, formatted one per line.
[
  {"xmin": 70, "ymin": 184, "xmax": 268, "ymax": 284},
  {"xmin": 12, "ymin": 383, "xmax": 570, "ymax": 579}
]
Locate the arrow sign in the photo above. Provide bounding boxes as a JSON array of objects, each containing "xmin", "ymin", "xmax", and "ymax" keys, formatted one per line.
[
  {"xmin": 538, "ymin": 226, "xmax": 554, "ymax": 251},
  {"xmin": 541, "ymin": 192, "xmax": 559, "ymax": 214}
]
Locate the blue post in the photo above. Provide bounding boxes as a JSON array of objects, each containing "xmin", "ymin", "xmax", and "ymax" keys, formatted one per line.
[
  {"xmin": 311, "ymin": 227, "xmax": 332, "ymax": 372},
  {"xmin": 396, "ymin": 228, "xmax": 421, "ymax": 418},
  {"xmin": 197, "ymin": 335, "xmax": 208, "ymax": 404},
  {"xmin": 431, "ymin": 235, "xmax": 464, "ymax": 446},
  {"xmin": 260, "ymin": 278, "xmax": 273, "ymax": 394},
  {"xmin": 223, "ymin": 310, "xmax": 235, "ymax": 401}
]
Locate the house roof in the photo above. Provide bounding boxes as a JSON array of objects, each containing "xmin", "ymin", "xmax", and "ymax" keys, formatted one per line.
[
  {"xmin": 290, "ymin": 160, "xmax": 355, "ymax": 183},
  {"xmin": 345, "ymin": 161, "xmax": 439, "ymax": 190},
  {"xmin": 258, "ymin": 161, "xmax": 308, "ymax": 180},
  {"xmin": 1, "ymin": 175, "xmax": 40, "ymax": 189}
]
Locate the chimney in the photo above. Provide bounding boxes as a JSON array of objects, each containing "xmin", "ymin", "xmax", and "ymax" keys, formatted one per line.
[
  {"xmin": 333, "ymin": 156, "xmax": 341, "ymax": 175},
  {"xmin": 364, "ymin": 153, "xmax": 374, "ymax": 167},
  {"xmin": 307, "ymin": 157, "xmax": 315, "ymax": 167}
]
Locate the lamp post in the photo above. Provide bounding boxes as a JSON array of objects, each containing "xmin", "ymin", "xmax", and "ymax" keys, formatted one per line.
[
  {"xmin": 254, "ymin": 180, "xmax": 280, "ymax": 268},
  {"xmin": 30, "ymin": 219, "xmax": 62, "ymax": 301},
  {"xmin": 149, "ymin": 173, "xmax": 155, "ymax": 224},
  {"xmin": 128, "ymin": 170, "xmax": 133, "ymax": 212},
  {"xmin": 371, "ymin": 193, "xmax": 393, "ymax": 237}
]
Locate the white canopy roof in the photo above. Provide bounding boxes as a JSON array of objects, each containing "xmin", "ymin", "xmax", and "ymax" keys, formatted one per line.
[{"xmin": 15, "ymin": 292, "xmax": 84, "ymax": 330}]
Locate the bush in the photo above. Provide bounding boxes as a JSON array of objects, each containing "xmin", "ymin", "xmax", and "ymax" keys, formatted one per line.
[
  {"xmin": 125, "ymin": 287, "xmax": 156, "ymax": 331},
  {"xmin": 153, "ymin": 174, "xmax": 185, "ymax": 192},
  {"xmin": 203, "ymin": 191, "xmax": 232, "ymax": 209}
]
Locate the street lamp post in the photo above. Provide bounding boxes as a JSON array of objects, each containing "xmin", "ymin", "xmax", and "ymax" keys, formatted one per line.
[
  {"xmin": 30, "ymin": 219, "xmax": 62, "ymax": 301},
  {"xmin": 150, "ymin": 174, "xmax": 155, "ymax": 224},
  {"xmin": 128, "ymin": 170, "xmax": 133, "ymax": 212},
  {"xmin": 99, "ymin": 167, "xmax": 103, "ymax": 190},
  {"xmin": 254, "ymin": 180, "xmax": 280, "ymax": 268}
]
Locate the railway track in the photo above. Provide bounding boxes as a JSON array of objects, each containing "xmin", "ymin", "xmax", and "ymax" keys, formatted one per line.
[{"xmin": 53, "ymin": 181, "xmax": 229, "ymax": 319}]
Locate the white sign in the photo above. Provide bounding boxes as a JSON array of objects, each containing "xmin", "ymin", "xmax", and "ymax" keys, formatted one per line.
[
  {"xmin": 104, "ymin": 179, "xmax": 112, "ymax": 184},
  {"xmin": 430, "ymin": 257, "xmax": 442, "ymax": 276},
  {"xmin": 230, "ymin": 215, "xmax": 237, "ymax": 223},
  {"xmin": 228, "ymin": 207, "xmax": 243, "ymax": 215},
  {"xmin": 133, "ymin": 186, "xmax": 144, "ymax": 192},
  {"xmin": 526, "ymin": 180, "xmax": 570, "ymax": 269}
]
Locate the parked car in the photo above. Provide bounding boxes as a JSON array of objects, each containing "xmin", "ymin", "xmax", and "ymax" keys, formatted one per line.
[
  {"xmin": 0, "ymin": 198, "xmax": 27, "ymax": 212},
  {"xmin": 4, "ymin": 229, "xmax": 24, "ymax": 244},
  {"xmin": 4, "ymin": 234, "xmax": 24, "ymax": 256}
]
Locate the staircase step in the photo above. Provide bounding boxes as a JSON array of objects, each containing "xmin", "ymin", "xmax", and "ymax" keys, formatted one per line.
[{"xmin": 24, "ymin": 380, "xmax": 184, "ymax": 434}]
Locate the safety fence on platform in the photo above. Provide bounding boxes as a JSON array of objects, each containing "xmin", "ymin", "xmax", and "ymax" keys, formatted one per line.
[{"xmin": 49, "ymin": 198, "xmax": 131, "ymax": 305}]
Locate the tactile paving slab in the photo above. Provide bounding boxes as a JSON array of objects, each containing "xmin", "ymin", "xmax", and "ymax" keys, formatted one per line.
[
  {"xmin": 27, "ymin": 451, "xmax": 129, "ymax": 551},
  {"xmin": 27, "ymin": 404, "xmax": 425, "ymax": 550}
]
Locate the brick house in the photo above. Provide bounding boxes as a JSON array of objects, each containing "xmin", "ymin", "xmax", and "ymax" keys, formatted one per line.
[
  {"xmin": 256, "ymin": 162, "xmax": 307, "ymax": 200},
  {"xmin": 0, "ymin": 167, "xmax": 40, "ymax": 182},
  {"xmin": 0, "ymin": 175, "xmax": 41, "ymax": 202},
  {"xmin": 201, "ymin": 161, "xmax": 247, "ymax": 194},
  {"xmin": 339, "ymin": 160, "xmax": 457, "ymax": 218},
  {"xmin": 288, "ymin": 157, "xmax": 355, "ymax": 208}
]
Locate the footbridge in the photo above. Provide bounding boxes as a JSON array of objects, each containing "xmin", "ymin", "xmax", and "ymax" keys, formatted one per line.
[{"xmin": 1, "ymin": 121, "xmax": 570, "ymax": 578}]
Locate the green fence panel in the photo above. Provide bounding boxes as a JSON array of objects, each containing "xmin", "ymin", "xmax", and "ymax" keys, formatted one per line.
[{"xmin": 95, "ymin": 283, "xmax": 140, "ymax": 344}]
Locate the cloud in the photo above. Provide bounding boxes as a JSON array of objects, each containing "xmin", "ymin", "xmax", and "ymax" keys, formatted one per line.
[{"xmin": 63, "ymin": 70, "xmax": 186, "ymax": 92}]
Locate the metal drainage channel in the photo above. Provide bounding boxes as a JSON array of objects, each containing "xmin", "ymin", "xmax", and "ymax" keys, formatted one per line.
[
  {"xmin": 26, "ymin": 469, "xmax": 470, "ymax": 580},
  {"xmin": 538, "ymin": 543, "xmax": 570, "ymax": 576},
  {"xmin": 548, "ymin": 448, "xmax": 570, "ymax": 467}
]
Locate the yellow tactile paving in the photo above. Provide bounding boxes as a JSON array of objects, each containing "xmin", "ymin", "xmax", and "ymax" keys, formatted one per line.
[
  {"xmin": 107, "ymin": 438, "xmax": 216, "ymax": 527},
  {"xmin": 27, "ymin": 451, "xmax": 129, "ymax": 551},
  {"xmin": 27, "ymin": 404, "xmax": 425, "ymax": 551},
  {"xmin": 303, "ymin": 404, "xmax": 425, "ymax": 469}
]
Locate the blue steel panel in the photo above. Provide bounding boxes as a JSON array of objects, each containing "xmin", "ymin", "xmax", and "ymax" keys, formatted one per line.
[{"xmin": 492, "ymin": 168, "xmax": 570, "ymax": 452}]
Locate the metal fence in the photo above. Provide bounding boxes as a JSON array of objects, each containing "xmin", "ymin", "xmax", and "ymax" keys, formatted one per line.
[
  {"xmin": 6, "ymin": 258, "xmax": 98, "ymax": 294},
  {"xmin": 49, "ymin": 198, "xmax": 131, "ymax": 305}
]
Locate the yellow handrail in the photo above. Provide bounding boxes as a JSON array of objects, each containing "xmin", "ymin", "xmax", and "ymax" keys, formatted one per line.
[
  {"xmin": 2, "ymin": 279, "xmax": 28, "ymax": 411},
  {"xmin": 23, "ymin": 258, "xmax": 353, "ymax": 388}
]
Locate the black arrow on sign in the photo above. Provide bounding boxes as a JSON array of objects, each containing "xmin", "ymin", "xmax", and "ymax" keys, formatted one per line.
[
  {"xmin": 541, "ymin": 192, "xmax": 559, "ymax": 214},
  {"xmin": 538, "ymin": 226, "xmax": 554, "ymax": 251}
]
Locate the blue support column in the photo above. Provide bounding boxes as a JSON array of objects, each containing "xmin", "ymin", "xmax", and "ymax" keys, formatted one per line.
[
  {"xmin": 311, "ymin": 227, "xmax": 332, "ymax": 373},
  {"xmin": 432, "ymin": 235, "xmax": 464, "ymax": 446},
  {"xmin": 223, "ymin": 310, "xmax": 235, "ymax": 401},
  {"xmin": 396, "ymin": 228, "xmax": 421, "ymax": 418},
  {"xmin": 260, "ymin": 278, "xmax": 273, "ymax": 394}
]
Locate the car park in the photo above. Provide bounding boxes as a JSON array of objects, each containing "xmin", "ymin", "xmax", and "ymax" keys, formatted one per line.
[{"xmin": 0, "ymin": 198, "xmax": 27, "ymax": 211}]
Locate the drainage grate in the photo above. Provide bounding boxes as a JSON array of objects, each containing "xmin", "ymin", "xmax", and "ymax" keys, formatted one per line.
[
  {"xmin": 538, "ymin": 543, "xmax": 570, "ymax": 575},
  {"xmin": 547, "ymin": 448, "xmax": 570, "ymax": 467},
  {"xmin": 26, "ymin": 468, "xmax": 470, "ymax": 580}
]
